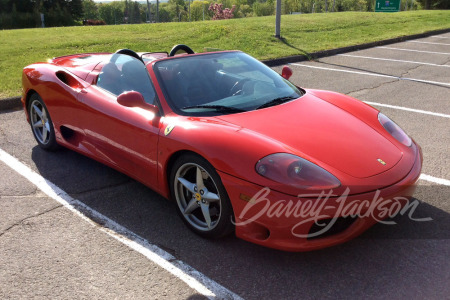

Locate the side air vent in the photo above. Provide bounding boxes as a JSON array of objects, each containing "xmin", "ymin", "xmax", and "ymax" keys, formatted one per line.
[
  {"xmin": 60, "ymin": 125, "xmax": 83, "ymax": 146},
  {"xmin": 60, "ymin": 125, "xmax": 75, "ymax": 140},
  {"xmin": 56, "ymin": 71, "xmax": 83, "ymax": 90}
]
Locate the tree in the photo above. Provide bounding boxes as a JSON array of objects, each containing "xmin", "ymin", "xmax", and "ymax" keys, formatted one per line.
[
  {"xmin": 132, "ymin": 1, "xmax": 141, "ymax": 23},
  {"xmin": 417, "ymin": 0, "xmax": 449, "ymax": 8},
  {"xmin": 252, "ymin": 0, "xmax": 274, "ymax": 16},
  {"xmin": 158, "ymin": 5, "xmax": 171, "ymax": 22},
  {"xmin": 69, "ymin": 0, "xmax": 84, "ymax": 20},
  {"xmin": 208, "ymin": 3, "xmax": 236, "ymax": 19},
  {"xmin": 166, "ymin": 0, "xmax": 187, "ymax": 21},
  {"xmin": 82, "ymin": 0, "xmax": 99, "ymax": 20},
  {"xmin": 44, "ymin": 2, "xmax": 75, "ymax": 27},
  {"xmin": 190, "ymin": 0, "xmax": 209, "ymax": 21},
  {"xmin": 98, "ymin": 1, "xmax": 124, "ymax": 24}
]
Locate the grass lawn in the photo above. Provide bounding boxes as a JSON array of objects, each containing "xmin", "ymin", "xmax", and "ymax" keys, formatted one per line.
[{"xmin": 1, "ymin": 10, "xmax": 449, "ymax": 98}]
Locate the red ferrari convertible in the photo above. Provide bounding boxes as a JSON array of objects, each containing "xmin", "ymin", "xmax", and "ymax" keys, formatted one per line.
[{"xmin": 22, "ymin": 45, "xmax": 422, "ymax": 251}]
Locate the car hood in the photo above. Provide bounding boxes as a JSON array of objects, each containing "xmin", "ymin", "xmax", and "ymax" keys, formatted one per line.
[{"xmin": 217, "ymin": 93, "xmax": 402, "ymax": 179}]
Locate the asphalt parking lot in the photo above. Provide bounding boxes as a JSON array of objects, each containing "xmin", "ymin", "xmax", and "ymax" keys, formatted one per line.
[{"xmin": 0, "ymin": 33, "xmax": 449, "ymax": 299}]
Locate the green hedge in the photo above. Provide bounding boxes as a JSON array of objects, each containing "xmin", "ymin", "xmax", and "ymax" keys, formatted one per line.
[{"xmin": 0, "ymin": 10, "xmax": 75, "ymax": 29}]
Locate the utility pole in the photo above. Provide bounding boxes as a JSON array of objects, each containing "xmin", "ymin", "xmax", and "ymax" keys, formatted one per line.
[
  {"xmin": 156, "ymin": 0, "xmax": 159, "ymax": 22},
  {"xmin": 146, "ymin": 0, "xmax": 152, "ymax": 22},
  {"xmin": 275, "ymin": 0, "xmax": 281, "ymax": 38}
]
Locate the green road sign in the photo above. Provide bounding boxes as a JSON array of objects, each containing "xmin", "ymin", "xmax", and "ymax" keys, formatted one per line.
[{"xmin": 375, "ymin": 0, "xmax": 401, "ymax": 12}]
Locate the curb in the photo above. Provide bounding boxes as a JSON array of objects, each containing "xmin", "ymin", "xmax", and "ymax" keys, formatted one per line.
[
  {"xmin": 262, "ymin": 28, "xmax": 450, "ymax": 67},
  {"xmin": 1, "ymin": 27, "xmax": 449, "ymax": 111},
  {"xmin": 0, "ymin": 96, "xmax": 22, "ymax": 111}
]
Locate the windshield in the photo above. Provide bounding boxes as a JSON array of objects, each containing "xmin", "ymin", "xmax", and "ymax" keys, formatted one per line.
[{"xmin": 154, "ymin": 52, "xmax": 304, "ymax": 116}]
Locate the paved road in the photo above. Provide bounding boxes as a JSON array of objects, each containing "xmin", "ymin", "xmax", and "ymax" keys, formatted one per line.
[{"xmin": 0, "ymin": 33, "xmax": 449, "ymax": 299}]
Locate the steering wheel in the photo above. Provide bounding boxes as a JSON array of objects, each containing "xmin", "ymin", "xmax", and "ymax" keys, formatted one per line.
[
  {"xmin": 113, "ymin": 49, "xmax": 143, "ymax": 62},
  {"xmin": 169, "ymin": 44, "xmax": 195, "ymax": 57},
  {"xmin": 230, "ymin": 79, "xmax": 251, "ymax": 96}
]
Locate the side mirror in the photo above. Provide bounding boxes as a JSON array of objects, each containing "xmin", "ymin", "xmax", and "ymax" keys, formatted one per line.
[
  {"xmin": 117, "ymin": 91, "xmax": 158, "ymax": 113},
  {"xmin": 281, "ymin": 65, "xmax": 293, "ymax": 80}
]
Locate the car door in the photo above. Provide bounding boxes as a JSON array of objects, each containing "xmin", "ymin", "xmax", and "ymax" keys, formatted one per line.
[{"xmin": 77, "ymin": 54, "xmax": 161, "ymax": 189}]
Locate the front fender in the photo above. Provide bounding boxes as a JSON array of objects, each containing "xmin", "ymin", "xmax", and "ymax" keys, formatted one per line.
[{"xmin": 156, "ymin": 114, "xmax": 287, "ymax": 198}]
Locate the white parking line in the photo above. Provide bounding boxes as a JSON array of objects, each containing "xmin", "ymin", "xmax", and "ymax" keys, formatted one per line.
[
  {"xmin": 289, "ymin": 63, "xmax": 450, "ymax": 87},
  {"xmin": 363, "ymin": 101, "xmax": 450, "ymax": 119},
  {"xmin": 377, "ymin": 46, "xmax": 450, "ymax": 55},
  {"xmin": 420, "ymin": 174, "xmax": 450, "ymax": 186},
  {"xmin": 338, "ymin": 54, "xmax": 450, "ymax": 68},
  {"xmin": 0, "ymin": 148, "xmax": 243, "ymax": 300},
  {"xmin": 407, "ymin": 40, "xmax": 450, "ymax": 46}
]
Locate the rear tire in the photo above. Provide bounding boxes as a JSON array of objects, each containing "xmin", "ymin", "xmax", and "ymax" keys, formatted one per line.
[{"xmin": 28, "ymin": 93, "xmax": 59, "ymax": 151}]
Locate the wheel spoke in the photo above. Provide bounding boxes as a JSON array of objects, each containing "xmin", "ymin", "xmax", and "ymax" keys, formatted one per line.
[
  {"xmin": 183, "ymin": 198, "xmax": 199, "ymax": 215},
  {"xmin": 196, "ymin": 167, "xmax": 205, "ymax": 190},
  {"xmin": 32, "ymin": 121, "xmax": 43, "ymax": 128},
  {"xmin": 33, "ymin": 105, "xmax": 43, "ymax": 118},
  {"xmin": 42, "ymin": 125, "xmax": 48, "ymax": 142},
  {"xmin": 44, "ymin": 121, "xmax": 51, "ymax": 133},
  {"xmin": 203, "ymin": 191, "xmax": 220, "ymax": 203},
  {"xmin": 177, "ymin": 177, "xmax": 196, "ymax": 194},
  {"xmin": 200, "ymin": 202, "xmax": 212, "ymax": 229}
]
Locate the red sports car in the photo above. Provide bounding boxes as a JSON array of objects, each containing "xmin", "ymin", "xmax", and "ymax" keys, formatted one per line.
[{"xmin": 22, "ymin": 45, "xmax": 422, "ymax": 251}]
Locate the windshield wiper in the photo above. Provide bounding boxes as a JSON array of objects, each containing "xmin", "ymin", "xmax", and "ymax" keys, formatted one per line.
[
  {"xmin": 182, "ymin": 105, "xmax": 246, "ymax": 113},
  {"xmin": 256, "ymin": 96, "xmax": 297, "ymax": 110}
]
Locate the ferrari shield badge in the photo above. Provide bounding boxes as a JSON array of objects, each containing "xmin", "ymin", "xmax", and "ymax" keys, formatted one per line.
[
  {"xmin": 164, "ymin": 124, "xmax": 175, "ymax": 136},
  {"xmin": 377, "ymin": 158, "xmax": 387, "ymax": 166}
]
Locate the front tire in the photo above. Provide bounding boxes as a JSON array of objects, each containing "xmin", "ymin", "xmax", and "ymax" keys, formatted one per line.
[
  {"xmin": 170, "ymin": 154, "xmax": 234, "ymax": 238},
  {"xmin": 28, "ymin": 93, "xmax": 59, "ymax": 151}
]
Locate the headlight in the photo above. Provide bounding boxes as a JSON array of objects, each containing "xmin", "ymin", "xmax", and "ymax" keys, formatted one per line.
[
  {"xmin": 256, "ymin": 153, "xmax": 341, "ymax": 190},
  {"xmin": 378, "ymin": 113, "xmax": 412, "ymax": 147}
]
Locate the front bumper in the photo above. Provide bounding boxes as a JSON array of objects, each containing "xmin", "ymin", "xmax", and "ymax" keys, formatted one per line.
[{"xmin": 219, "ymin": 144, "xmax": 423, "ymax": 252}]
